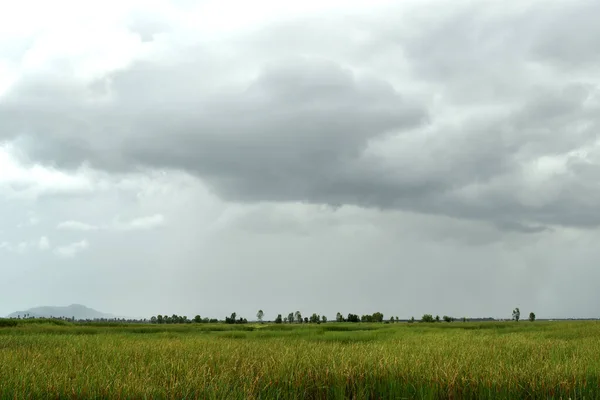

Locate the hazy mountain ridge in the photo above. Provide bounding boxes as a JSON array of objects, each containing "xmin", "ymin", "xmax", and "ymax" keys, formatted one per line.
[{"xmin": 7, "ymin": 304, "xmax": 114, "ymax": 319}]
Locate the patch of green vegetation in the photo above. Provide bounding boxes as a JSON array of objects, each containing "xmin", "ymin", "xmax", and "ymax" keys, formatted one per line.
[{"xmin": 1, "ymin": 321, "xmax": 600, "ymax": 398}]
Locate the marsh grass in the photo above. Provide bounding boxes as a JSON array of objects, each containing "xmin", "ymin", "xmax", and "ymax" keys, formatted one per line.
[{"xmin": 1, "ymin": 320, "xmax": 600, "ymax": 399}]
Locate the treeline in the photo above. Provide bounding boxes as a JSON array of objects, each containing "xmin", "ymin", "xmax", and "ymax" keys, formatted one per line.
[{"xmin": 150, "ymin": 315, "xmax": 219, "ymax": 324}]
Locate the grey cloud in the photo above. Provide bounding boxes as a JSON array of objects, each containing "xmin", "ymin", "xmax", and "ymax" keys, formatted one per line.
[{"xmin": 2, "ymin": 0, "xmax": 600, "ymax": 234}]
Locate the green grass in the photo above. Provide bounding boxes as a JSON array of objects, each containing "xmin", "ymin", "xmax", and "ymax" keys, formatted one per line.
[{"xmin": 1, "ymin": 320, "xmax": 600, "ymax": 399}]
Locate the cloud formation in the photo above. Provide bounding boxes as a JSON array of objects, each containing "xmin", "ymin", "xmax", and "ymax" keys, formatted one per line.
[
  {"xmin": 54, "ymin": 240, "xmax": 89, "ymax": 258},
  {"xmin": 2, "ymin": 0, "xmax": 600, "ymax": 233},
  {"xmin": 56, "ymin": 214, "xmax": 165, "ymax": 232}
]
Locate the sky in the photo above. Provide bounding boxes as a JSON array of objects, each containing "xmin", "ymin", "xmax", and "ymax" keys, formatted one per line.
[{"xmin": 1, "ymin": 0, "xmax": 600, "ymax": 320}]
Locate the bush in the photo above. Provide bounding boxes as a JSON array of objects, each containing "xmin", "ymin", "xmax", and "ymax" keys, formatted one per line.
[{"xmin": 0, "ymin": 319, "xmax": 18, "ymax": 327}]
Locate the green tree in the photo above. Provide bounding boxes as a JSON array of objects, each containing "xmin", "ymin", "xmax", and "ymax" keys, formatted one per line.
[
  {"xmin": 310, "ymin": 313, "xmax": 319, "ymax": 323},
  {"xmin": 421, "ymin": 314, "xmax": 434, "ymax": 323},
  {"xmin": 275, "ymin": 314, "xmax": 283, "ymax": 324},
  {"xmin": 288, "ymin": 313, "xmax": 294, "ymax": 324},
  {"xmin": 529, "ymin": 312, "xmax": 536, "ymax": 322},
  {"xmin": 336, "ymin": 312, "xmax": 343, "ymax": 322},
  {"xmin": 372, "ymin": 312, "xmax": 384, "ymax": 323},
  {"xmin": 512, "ymin": 308, "xmax": 520, "ymax": 322},
  {"xmin": 347, "ymin": 313, "xmax": 360, "ymax": 323},
  {"xmin": 295, "ymin": 311, "xmax": 302, "ymax": 323},
  {"xmin": 322, "ymin": 315, "xmax": 327, "ymax": 323},
  {"xmin": 257, "ymin": 310, "xmax": 264, "ymax": 323},
  {"xmin": 435, "ymin": 315, "xmax": 440, "ymax": 322},
  {"xmin": 193, "ymin": 315, "xmax": 202, "ymax": 323}
]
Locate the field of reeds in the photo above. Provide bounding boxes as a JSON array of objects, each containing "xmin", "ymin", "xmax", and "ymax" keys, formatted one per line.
[{"xmin": 1, "ymin": 319, "xmax": 599, "ymax": 399}]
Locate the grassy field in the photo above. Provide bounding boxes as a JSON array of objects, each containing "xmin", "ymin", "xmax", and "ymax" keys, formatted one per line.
[{"xmin": 1, "ymin": 320, "xmax": 599, "ymax": 399}]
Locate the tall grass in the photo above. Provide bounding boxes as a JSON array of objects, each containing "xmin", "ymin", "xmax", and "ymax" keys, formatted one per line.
[{"xmin": 1, "ymin": 321, "xmax": 599, "ymax": 399}]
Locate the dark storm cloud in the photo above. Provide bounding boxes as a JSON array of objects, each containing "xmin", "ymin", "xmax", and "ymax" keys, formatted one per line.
[{"xmin": 2, "ymin": 0, "xmax": 600, "ymax": 231}]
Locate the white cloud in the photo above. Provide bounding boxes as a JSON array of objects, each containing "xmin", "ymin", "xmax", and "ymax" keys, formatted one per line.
[
  {"xmin": 54, "ymin": 240, "xmax": 89, "ymax": 258},
  {"xmin": 56, "ymin": 214, "xmax": 165, "ymax": 232},
  {"xmin": 38, "ymin": 236, "xmax": 50, "ymax": 251},
  {"xmin": 57, "ymin": 221, "xmax": 99, "ymax": 231},
  {"xmin": 113, "ymin": 214, "xmax": 165, "ymax": 231},
  {"xmin": 0, "ymin": 144, "xmax": 96, "ymax": 199}
]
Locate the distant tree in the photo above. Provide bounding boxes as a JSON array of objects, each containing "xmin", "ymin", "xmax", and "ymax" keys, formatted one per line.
[
  {"xmin": 336, "ymin": 312, "xmax": 344, "ymax": 323},
  {"xmin": 347, "ymin": 313, "xmax": 360, "ymax": 323},
  {"xmin": 310, "ymin": 313, "xmax": 320, "ymax": 323},
  {"xmin": 409, "ymin": 316, "xmax": 415, "ymax": 323},
  {"xmin": 443, "ymin": 315, "xmax": 454, "ymax": 323},
  {"xmin": 288, "ymin": 313, "xmax": 294, "ymax": 324},
  {"xmin": 150, "ymin": 316, "xmax": 157, "ymax": 324},
  {"xmin": 275, "ymin": 314, "xmax": 283, "ymax": 324},
  {"xmin": 295, "ymin": 311, "xmax": 302, "ymax": 323},
  {"xmin": 529, "ymin": 312, "xmax": 536, "ymax": 322},
  {"xmin": 231, "ymin": 312, "xmax": 237, "ymax": 321},
  {"xmin": 284, "ymin": 317, "xmax": 288, "ymax": 323},
  {"xmin": 512, "ymin": 308, "xmax": 520, "ymax": 322},
  {"xmin": 421, "ymin": 314, "xmax": 434, "ymax": 323},
  {"xmin": 194, "ymin": 315, "xmax": 202, "ymax": 323},
  {"xmin": 322, "ymin": 315, "xmax": 327, "ymax": 323},
  {"xmin": 372, "ymin": 312, "xmax": 384, "ymax": 323},
  {"xmin": 435, "ymin": 315, "xmax": 440, "ymax": 323},
  {"xmin": 257, "ymin": 310, "xmax": 264, "ymax": 323},
  {"xmin": 303, "ymin": 317, "xmax": 308, "ymax": 323}
]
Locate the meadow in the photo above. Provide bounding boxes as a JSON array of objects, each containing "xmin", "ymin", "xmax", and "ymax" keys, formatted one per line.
[{"xmin": 1, "ymin": 319, "xmax": 599, "ymax": 399}]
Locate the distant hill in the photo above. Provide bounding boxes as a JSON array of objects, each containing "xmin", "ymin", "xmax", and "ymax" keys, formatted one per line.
[{"xmin": 7, "ymin": 304, "xmax": 114, "ymax": 320}]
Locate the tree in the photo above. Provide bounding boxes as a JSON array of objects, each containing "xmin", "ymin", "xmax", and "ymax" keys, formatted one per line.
[
  {"xmin": 194, "ymin": 315, "xmax": 202, "ymax": 323},
  {"xmin": 421, "ymin": 314, "xmax": 434, "ymax": 323},
  {"xmin": 288, "ymin": 313, "xmax": 294, "ymax": 324},
  {"xmin": 409, "ymin": 316, "xmax": 415, "ymax": 323},
  {"xmin": 347, "ymin": 313, "xmax": 360, "ymax": 323},
  {"xmin": 257, "ymin": 310, "xmax": 264, "ymax": 323},
  {"xmin": 512, "ymin": 308, "xmax": 520, "ymax": 322},
  {"xmin": 529, "ymin": 312, "xmax": 536, "ymax": 322},
  {"xmin": 157, "ymin": 315, "xmax": 163, "ymax": 324},
  {"xmin": 322, "ymin": 315, "xmax": 327, "ymax": 323},
  {"xmin": 336, "ymin": 312, "xmax": 343, "ymax": 323},
  {"xmin": 310, "ymin": 313, "xmax": 319, "ymax": 323},
  {"xmin": 150, "ymin": 316, "xmax": 157, "ymax": 324},
  {"xmin": 275, "ymin": 314, "xmax": 283, "ymax": 324},
  {"xmin": 435, "ymin": 315, "xmax": 440, "ymax": 323},
  {"xmin": 295, "ymin": 311, "xmax": 302, "ymax": 323},
  {"xmin": 443, "ymin": 315, "xmax": 454, "ymax": 323},
  {"xmin": 372, "ymin": 312, "xmax": 384, "ymax": 323},
  {"xmin": 304, "ymin": 317, "xmax": 308, "ymax": 323}
]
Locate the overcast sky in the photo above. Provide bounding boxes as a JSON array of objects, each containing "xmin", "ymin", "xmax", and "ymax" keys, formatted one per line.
[{"xmin": 1, "ymin": 0, "xmax": 600, "ymax": 320}]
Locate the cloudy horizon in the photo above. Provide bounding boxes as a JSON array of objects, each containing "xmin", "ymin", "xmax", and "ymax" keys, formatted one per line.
[{"xmin": 2, "ymin": 0, "xmax": 600, "ymax": 320}]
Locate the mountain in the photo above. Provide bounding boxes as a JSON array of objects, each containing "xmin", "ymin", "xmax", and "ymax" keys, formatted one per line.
[{"xmin": 7, "ymin": 304, "xmax": 115, "ymax": 320}]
